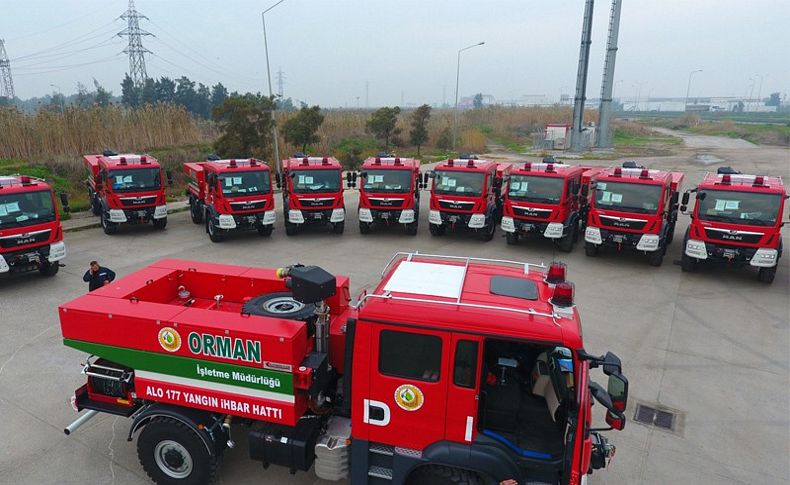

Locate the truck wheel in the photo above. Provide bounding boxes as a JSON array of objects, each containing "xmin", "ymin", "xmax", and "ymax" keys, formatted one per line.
[
  {"xmin": 257, "ymin": 225, "xmax": 273, "ymax": 237},
  {"xmin": 478, "ymin": 222, "xmax": 495, "ymax": 242},
  {"xmin": 190, "ymin": 201, "xmax": 203, "ymax": 224},
  {"xmin": 406, "ymin": 465, "xmax": 482, "ymax": 485},
  {"xmin": 285, "ymin": 222, "xmax": 298, "ymax": 236},
  {"xmin": 558, "ymin": 225, "xmax": 575, "ymax": 253},
  {"xmin": 332, "ymin": 222, "xmax": 345, "ymax": 234},
  {"xmin": 680, "ymin": 253, "xmax": 696, "ymax": 272},
  {"xmin": 758, "ymin": 267, "xmax": 776, "ymax": 284},
  {"xmin": 242, "ymin": 292, "xmax": 316, "ymax": 320},
  {"xmin": 429, "ymin": 224, "xmax": 445, "ymax": 237},
  {"xmin": 137, "ymin": 417, "xmax": 219, "ymax": 485},
  {"xmin": 584, "ymin": 242, "xmax": 598, "ymax": 257},
  {"xmin": 648, "ymin": 250, "xmax": 664, "ymax": 267},
  {"xmin": 91, "ymin": 196, "xmax": 101, "ymax": 216},
  {"xmin": 39, "ymin": 262, "xmax": 59, "ymax": 276},
  {"xmin": 101, "ymin": 213, "xmax": 118, "ymax": 235},
  {"xmin": 405, "ymin": 222, "xmax": 418, "ymax": 236},
  {"xmin": 359, "ymin": 222, "xmax": 371, "ymax": 234},
  {"xmin": 506, "ymin": 232, "xmax": 518, "ymax": 245},
  {"xmin": 153, "ymin": 217, "xmax": 167, "ymax": 230},
  {"xmin": 206, "ymin": 219, "xmax": 224, "ymax": 243}
]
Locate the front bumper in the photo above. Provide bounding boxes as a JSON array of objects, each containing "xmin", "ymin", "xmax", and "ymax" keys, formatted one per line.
[
  {"xmin": 429, "ymin": 210, "xmax": 486, "ymax": 230},
  {"xmin": 289, "ymin": 208, "xmax": 344, "ymax": 225},
  {"xmin": 684, "ymin": 239, "xmax": 779, "ymax": 267},
  {"xmin": 108, "ymin": 205, "xmax": 166, "ymax": 224},
  {"xmin": 359, "ymin": 208, "xmax": 415, "ymax": 225},
  {"xmin": 585, "ymin": 226, "xmax": 662, "ymax": 252},
  {"xmin": 502, "ymin": 217, "xmax": 566, "ymax": 239},
  {"xmin": 215, "ymin": 210, "xmax": 276, "ymax": 231},
  {"xmin": 0, "ymin": 241, "xmax": 64, "ymax": 273}
]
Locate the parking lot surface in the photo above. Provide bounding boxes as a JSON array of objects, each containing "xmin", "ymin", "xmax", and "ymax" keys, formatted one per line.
[{"xmin": 1, "ymin": 142, "xmax": 787, "ymax": 484}]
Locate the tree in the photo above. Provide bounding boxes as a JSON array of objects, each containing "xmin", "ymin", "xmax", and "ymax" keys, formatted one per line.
[
  {"xmin": 121, "ymin": 74, "xmax": 140, "ymax": 107},
  {"xmin": 282, "ymin": 105, "xmax": 324, "ymax": 152},
  {"xmin": 75, "ymin": 82, "xmax": 94, "ymax": 108},
  {"xmin": 408, "ymin": 104, "xmax": 431, "ymax": 155},
  {"xmin": 473, "ymin": 93, "xmax": 483, "ymax": 109},
  {"xmin": 155, "ymin": 77, "xmax": 176, "ymax": 104},
  {"xmin": 140, "ymin": 78, "xmax": 157, "ymax": 105},
  {"xmin": 436, "ymin": 127, "xmax": 452, "ymax": 150},
  {"xmin": 366, "ymin": 106, "xmax": 401, "ymax": 150},
  {"xmin": 765, "ymin": 92, "xmax": 781, "ymax": 107},
  {"xmin": 210, "ymin": 83, "xmax": 228, "ymax": 109},
  {"xmin": 195, "ymin": 83, "xmax": 211, "ymax": 118},
  {"xmin": 0, "ymin": 96, "xmax": 12, "ymax": 107},
  {"xmin": 212, "ymin": 94, "xmax": 277, "ymax": 159},
  {"xmin": 175, "ymin": 76, "xmax": 197, "ymax": 112},
  {"xmin": 95, "ymin": 86, "xmax": 112, "ymax": 107}
]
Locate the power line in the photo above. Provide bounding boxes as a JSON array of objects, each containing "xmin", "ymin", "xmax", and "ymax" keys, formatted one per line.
[
  {"xmin": 6, "ymin": 4, "xmax": 111, "ymax": 43},
  {"xmin": 13, "ymin": 55, "xmax": 122, "ymax": 77},
  {"xmin": 13, "ymin": 37, "xmax": 121, "ymax": 68},
  {"xmin": 11, "ymin": 21, "xmax": 119, "ymax": 62},
  {"xmin": 117, "ymin": 0, "xmax": 152, "ymax": 87}
]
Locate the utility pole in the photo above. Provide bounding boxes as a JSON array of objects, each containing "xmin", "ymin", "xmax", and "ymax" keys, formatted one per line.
[
  {"xmin": 596, "ymin": 0, "xmax": 622, "ymax": 149},
  {"xmin": 0, "ymin": 39, "xmax": 15, "ymax": 101},
  {"xmin": 117, "ymin": 0, "xmax": 152, "ymax": 88},
  {"xmin": 453, "ymin": 41, "xmax": 485, "ymax": 150},
  {"xmin": 570, "ymin": 0, "xmax": 595, "ymax": 152},
  {"xmin": 261, "ymin": 0, "xmax": 286, "ymax": 176},
  {"xmin": 442, "ymin": 85, "xmax": 447, "ymax": 107},
  {"xmin": 684, "ymin": 69, "xmax": 702, "ymax": 111},
  {"xmin": 276, "ymin": 68, "xmax": 285, "ymax": 98}
]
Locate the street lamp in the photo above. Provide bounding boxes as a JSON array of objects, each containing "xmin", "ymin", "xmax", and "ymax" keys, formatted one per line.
[
  {"xmin": 754, "ymin": 74, "xmax": 766, "ymax": 103},
  {"xmin": 453, "ymin": 41, "xmax": 485, "ymax": 150},
  {"xmin": 684, "ymin": 69, "xmax": 702, "ymax": 111},
  {"xmin": 262, "ymin": 0, "xmax": 286, "ymax": 176}
]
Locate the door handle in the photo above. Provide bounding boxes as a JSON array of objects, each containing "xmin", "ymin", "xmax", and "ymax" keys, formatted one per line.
[{"xmin": 363, "ymin": 399, "xmax": 391, "ymax": 427}]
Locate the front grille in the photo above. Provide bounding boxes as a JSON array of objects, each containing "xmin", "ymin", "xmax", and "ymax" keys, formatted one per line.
[
  {"xmin": 230, "ymin": 200, "xmax": 266, "ymax": 211},
  {"xmin": 599, "ymin": 216, "xmax": 647, "ymax": 231},
  {"xmin": 0, "ymin": 229, "xmax": 51, "ymax": 248},
  {"xmin": 438, "ymin": 200, "xmax": 475, "ymax": 211},
  {"xmin": 119, "ymin": 196, "xmax": 157, "ymax": 208},
  {"xmin": 512, "ymin": 206, "xmax": 551, "ymax": 219},
  {"xmin": 299, "ymin": 198, "xmax": 335, "ymax": 208},
  {"xmin": 368, "ymin": 198, "xmax": 406, "ymax": 209},
  {"xmin": 704, "ymin": 228, "xmax": 763, "ymax": 244}
]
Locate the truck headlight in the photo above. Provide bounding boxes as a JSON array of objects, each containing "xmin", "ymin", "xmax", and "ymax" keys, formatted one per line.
[
  {"xmin": 288, "ymin": 210, "xmax": 304, "ymax": 224},
  {"xmin": 330, "ymin": 208, "xmax": 345, "ymax": 222},
  {"xmin": 501, "ymin": 217, "xmax": 515, "ymax": 233},
  {"xmin": 636, "ymin": 234, "xmax": 660, "ymax": 251},
  {"xmin": 48, "ymin": 241, "xmax": 67, "ymax": 262},
  {"xmin": 684, "ymin": 239, "xmax": 707, "ymax": 259},
  {"xmin": 108, "ymin": 209, "xmax": 127, "ymax": 223},
  {"xmin": 429, "ymin": 210, "xmax": 442, "ymax": 225},
  {"xmin": 218, "ymin": 214, "xmax": 236, "ymax": 229},
  {"xmin": 543, "ymin": 222, "xmax": 564, "ymax": 239},
  {"xmin": 262, "ymin": 210, "xmax": 276, "ymax": 225},
  {"xmin": 153, "ymin": 205, "xmax": 167, "ymax": 219},
  {"xmin": 585, "ymin": 226, "xmax": 602, "ymax": 244},
  {"xmin": 358, "ymin": 208, "xmax": 373, "ymax": 223},
  {"xmin": 398, "ymin": 209, "xmax": 415, "ymax": 224},
  {"xmin": 468, "ymin": 213, "xmax": 486, "ymax": 229},
  {"xmin": 750, "ymin": 248, "xmax": 778, "ymax": 267}
]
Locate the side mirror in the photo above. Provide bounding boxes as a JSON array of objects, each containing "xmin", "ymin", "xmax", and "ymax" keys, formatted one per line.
[
  {"xmin": 360, "ymin": 171, "xmax": 368, "ymax": 179},
  {"xmin": 605, "ymin": 373, "xmax": 629, "ymax": 430},
  {"xmin": 60, "ymin": 192, "xmax": 71, "ymax": 213},
  {"xmin": 581, "ymin": 185, "xmax": 589, "ymax": 198},
  {"xmin": 696, "ymin": 191, "xmax": 707, "ymax": 201},
  {"xmin": 671, "ymin": 191, "xmax": 679, "ymax": 206},
  {"xmin": 681, "ymin": 192, "xmax": 690, "ymax": 206},
  {"xmin": 275, "ymin": 172, "xmax": 282, "ymax": 188},
  {"xmin": 346, "ymin": 171, "xmax": 353, "ymax": 184},
  {"xmin": 589, "ymin": 381, "xmax": 614, "ymax": 411},
  {"xmin": 602, "ymin": 351, "xmax": 622, "ymax": 376},
  {"xmin": 166, "ymin": 170, "xmax": 174, "ymax": 186}
]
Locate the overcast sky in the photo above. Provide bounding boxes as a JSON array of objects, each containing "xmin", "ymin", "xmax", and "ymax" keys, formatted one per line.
[{"xmin": 3, "ymin": 0, "xmax": 788, "ymax": 106}]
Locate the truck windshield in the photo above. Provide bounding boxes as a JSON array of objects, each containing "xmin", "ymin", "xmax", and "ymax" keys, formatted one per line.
[
  {"xmin": 291, "ymin": 170, "xmax": 341, "ymax": 193},
  {"xmin": 362, "ymin": 169, "xmax": 412, "ymax": 193},
  {"xmin": 219, "ymin": 171, "xmax": 270, "ymax": 196},
  {"xmin": 109, "ymin": 168, "xmax": 161, "ymax": 192},
  {"xmin": 697, "ymin": 189, "xmax": 781, "ymax": 226},
  {"xmin": 594, "ymin": 181, "xmax": 662, "ymax": 214},
  {"xmin": 508, "ymin": 175, "xmax": 565, "ymax": 203},
  {"xmin": 0, "ymin": 190, "xmax": 55, "ymax": 228},
  {"xmin": 434, "ymin": 170, "xmax": 485, "ymax": 197}
]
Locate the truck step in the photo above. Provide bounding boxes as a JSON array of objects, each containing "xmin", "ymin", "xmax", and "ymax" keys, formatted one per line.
[
  {"xmin": 368, "ymin": 465, "xmax": 393, "ymax": 480},
  {"xmin": 369, "ymin": 443, "xmax": 394, "ymax": 456}
]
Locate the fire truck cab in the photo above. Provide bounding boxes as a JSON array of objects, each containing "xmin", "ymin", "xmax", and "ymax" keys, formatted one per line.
[
  {"xmin": 278, "ymin": 156, "xmax": 346, "ymax": 235},
  {"xmin": 83, "ymin": 151, "xmax": 172, "ymax": 235},
  {"xmin": 680, "ymin": 168, "xmax": 786, "ymax": 283},
  {"xmin": 428, "ymin": 158, "xmax": 510, "ymax": 241},
  {"xmin": 501, "ymin": 161, "xmax": 599, "ymax": 252},
  {"xmin": 59, "ymin": 254, "xmax": 629, "ymax": 485},
  {"xmin": 184, "ymin": 158, "xmax": 276, "ymax": 242},
  {"xmin": 0, "ymin": 175, "xmax": 68, "ymax": 276},
  {"xmin": 584, "ymin": 163, "xmax": 684, "ymax": 266},
  {"xmin": 357, "ymin": 156, "xmax": 422, "ymax": 235}
]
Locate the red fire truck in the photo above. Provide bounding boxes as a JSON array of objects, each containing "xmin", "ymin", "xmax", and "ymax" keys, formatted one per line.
[
  {"xmin": 500, "ymin": 162, "xmax": 599, "ymax": 252},
  {"xmin": 83, "ymin": 151, "xmax": 173, "ymax": 235},
  {"xmin": 183, "ymin": 158, "xmax": 276, "ymax": 242},
  {"xmin": 427, "ymin": 157, "xmax": 510, "ymax": 241},
  {"xmin": 584, "ymin": 163, "xmax": 684, "ymax": 266},
  {"xmin": 357, "ymin": 156, "xmax": 422, "ymax": 235},
  {"xmin": 60, "ymin": 253, "xmax": 629, "ymax": 485},
  {"xmin": 0, "ymin": 175, "xmax": 68, "ymax": 276},
  {"xmin": 277, "ymin": 156, "xmax": 348, "ymax": 235},
  {"xmin": 680, "ymin": 168, "xmax": 786, "ymax": 283}
]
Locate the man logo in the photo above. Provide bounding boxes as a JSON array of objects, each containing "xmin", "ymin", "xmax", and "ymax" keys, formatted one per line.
[
  {"xmin": 394, "ymin": 384, "xmax": 425, "ymax": 411},
  {"xmin": 158, "ymin": 327, "xmax": 182, "ymax": 352}
]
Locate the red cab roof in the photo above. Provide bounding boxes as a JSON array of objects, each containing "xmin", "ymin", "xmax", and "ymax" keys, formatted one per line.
[
  {"xmin": 0, "ymin": 175, "xmax": 53, "ymax": 194},
  {"xmin": 361, "ymin": 157, "xmax": 420, "ymax": 170},
  {"xmin": 203, "ymin": 159, "xmax": 269, "ymax": 172},
  {"xmin": 84, "ymin": 153, "xmax": 161, "ymax": 169},
  {"xmin": 699, "ymin": 172, "xmax": 785, "ymax": 194},
  {"xmin": 436, "ymin": 158, "xmax": 499, "ymax": 172},
  {"xmin": 282, "ymin": 156, "xmax": 342, "ymax": 170},
  {"xmin": 510, "ymin": 162, "xmax": 586, "ymax": 177}
]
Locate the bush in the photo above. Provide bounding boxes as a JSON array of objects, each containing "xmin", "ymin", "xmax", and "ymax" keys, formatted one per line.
[{"xmin": 333, "ymin": 136, "xmax": 378, "ymax": 170}]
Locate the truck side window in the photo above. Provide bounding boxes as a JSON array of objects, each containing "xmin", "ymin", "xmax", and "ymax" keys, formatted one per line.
[
  {"xmin": 379, "ymin": 330, "xmax": 442, "ymax": 382},
  {"xmin": 453, "ymin": 340, "xmax": 479, "ymax": 388}
]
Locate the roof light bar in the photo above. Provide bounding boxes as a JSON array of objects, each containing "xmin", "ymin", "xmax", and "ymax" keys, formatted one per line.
[
  {"xmin": 524, "ymin": 162, "xmax": 531, "ymax": 171},
  {"xmin": 447, "ymin": 159, "xmax": 454, "ymax": 167},
  {"xmin": 551, "ymin": 282, "xmax": 575, "ymax": 308},
  {"xmin": 721, "ymin": 174, "xmax": 731, "ymax": 185},
  {"xmin": 639, "ymin": 169, "xmax": 650, "ymax": 179},
  {"xmin": 753, "ymin": 175, "xmax": 764, "ymax": 187},
  {"xmin": 613, "ymin": 167, "xmax": 622, "ymax": 177},
  {"xmin": 545, "ymin": 261, "xmax": 567, "ymax": 285}
]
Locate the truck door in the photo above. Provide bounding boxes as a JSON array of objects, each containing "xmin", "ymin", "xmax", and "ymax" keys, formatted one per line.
[
  {"xmin": 365, "ymin": 324, "xmax": 450, "ymax": 449},
  {"xmin": 445, "ymin": 334, "xmax": 483, "ymax": 444}
]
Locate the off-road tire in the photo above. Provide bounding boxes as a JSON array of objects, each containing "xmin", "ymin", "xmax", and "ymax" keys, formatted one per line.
[
  {"xmin": 332, "ymin": 222, "xmax": 345, "ymax": 234},
  {"xmin": 101, "ymin": 212, "xmax": 118, "ymax": 235},
  {"xmin": 153, "ymin": 217, "xmax": 167, "ymax": 230},
  {"xmin": 91, "ymin": 196, "xmax": 101, "ymax": 216},
  {"xmin": 257, "ymin": 225, "xmax": 273, "ymax": 237},
  {"xmin": 359, "ymin": 222, "xmax": 372, "ymax": 234},
  {"xmin": 429, "ymin": 223, "xmax": 445, "ymax": 236},
  {"xmin": 39, "ymin": 262, "xmax": 59, "ymax": 276},
  {"xmin": 558, "ymin": 225, "xmax": 575, "ymax": 253},
  {"xmin": 648, "ymin": 250, "xmax": 664, "ymax": 267},
  {"xmin": 137, "ymin": 417, "xmax": 219, "ymax": 485},
  {"xmin": 584, "ymin": 242, "xmax": 598, "ymax": 257},
  {"xmin": 680, "ymin": 253, "xmax": 696, "ymax": 272},
  {"xmin": 406, "ymin": 465, "xmax": 483, "ymax": 485},
  {"xmin": 242, "ymin": 292, "xmax": 316, "ymax": 321},
  {"xmin": 758, "ymin": 266, "xmax": 776, "ymax": 284},
  {"xmin": 190, "ymin": 200, "xmax": 203, "ymax": 224},
  {"xmin": 506, "ymin": 232, "xmax": 518, "ymax": 245},
  {"xmin": 206, "ymin": 219, "xmax": 224, "ymax": 243},
  {"xmin": 478, "ymin": 222, "xmax": 495, "ymax": 242},
  {"xmin": 405, "ymin": 222, "xmax": 418, "ymax": 236}
]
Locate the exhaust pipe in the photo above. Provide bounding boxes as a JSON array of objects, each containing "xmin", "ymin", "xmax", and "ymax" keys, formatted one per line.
[{"xmin": 64, "ymin": 409, "xmax": 99, "ymax": 435}]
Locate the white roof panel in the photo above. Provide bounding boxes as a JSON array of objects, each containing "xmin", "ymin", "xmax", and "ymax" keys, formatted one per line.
[{"xmin": 383, "ymin": 261, "xmax": 465, "ymax": 299}]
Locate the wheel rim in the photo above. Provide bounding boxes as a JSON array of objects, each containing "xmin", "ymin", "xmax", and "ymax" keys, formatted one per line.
[
  {"xmin": 208, "ymin": 220, "xmax": 215, "ymax": 235},
  {"xmin": 262, "ymin": 296, "xmax": 305, "ymax": 314},
  {"xmin": 154, "ymin": 440, "xmax": 193, "ymax": 479}
]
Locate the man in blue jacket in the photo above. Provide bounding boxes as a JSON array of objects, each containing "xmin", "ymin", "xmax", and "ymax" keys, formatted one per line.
[{"xmin": 83, "ymin": 261, "xmax": 116, "ymax": 291}]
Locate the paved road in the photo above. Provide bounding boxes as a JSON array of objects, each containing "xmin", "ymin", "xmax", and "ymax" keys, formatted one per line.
[{"xmin": 0, "ymin": 147, "xmax": 787, "ymax": 484}]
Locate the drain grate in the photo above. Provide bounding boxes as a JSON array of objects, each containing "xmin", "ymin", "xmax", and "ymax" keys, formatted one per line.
[{"xmin": 634, "ymin": 403, "xmax": 676, "ymax": 430}]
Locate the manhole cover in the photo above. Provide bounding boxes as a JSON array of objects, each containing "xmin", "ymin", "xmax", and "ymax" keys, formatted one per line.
[{"xmin": 633, "ymin": 402, "xmax": 682, "ymax": 432}]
